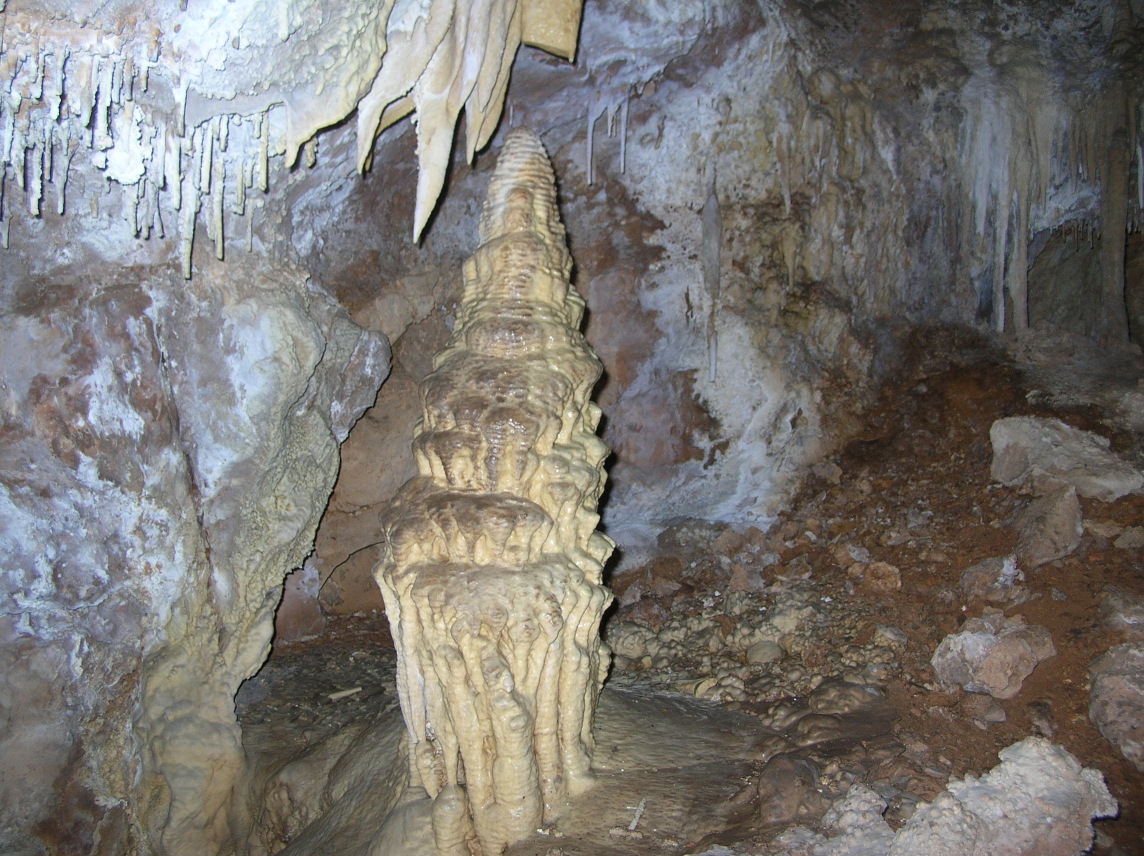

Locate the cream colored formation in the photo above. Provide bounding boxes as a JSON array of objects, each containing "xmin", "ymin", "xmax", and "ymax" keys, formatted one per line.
[
  {"xmin": 0, "ymin": 0, "xmax": 584, "ymax": 267},
  {"xmin": 375, "ymin": 128, "xmax": 614, "ymax": 855}
]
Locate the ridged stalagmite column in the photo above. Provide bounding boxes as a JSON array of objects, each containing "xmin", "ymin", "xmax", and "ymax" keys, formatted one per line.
[{"xmin": 375, "ymin": 128, "xmax": 614, "ymax": 856}]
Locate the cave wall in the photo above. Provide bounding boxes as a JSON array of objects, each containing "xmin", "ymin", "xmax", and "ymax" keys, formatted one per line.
[
  {"xmin": 312, "ymin": 0, "xmax": 1144, "ymax": 615},
  {"xmin": 0, "ymin": 244, "xmax": 388, "ymax": 855}
]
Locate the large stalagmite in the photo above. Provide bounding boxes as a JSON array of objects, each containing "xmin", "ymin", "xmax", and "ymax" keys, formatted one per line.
[{"xmin": 374, "ymin": 128, "xmax": 614, "ymax": 855}]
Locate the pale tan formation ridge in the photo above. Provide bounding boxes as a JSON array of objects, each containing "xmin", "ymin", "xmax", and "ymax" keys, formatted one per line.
[{"xmin": 375, "ymin": 127, "xmax": 614, "ymax": 855}]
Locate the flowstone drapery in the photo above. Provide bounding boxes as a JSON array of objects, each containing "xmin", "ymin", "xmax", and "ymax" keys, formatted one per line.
[{"xmin": 375, "ymin": 128, "xmax": 614, "ymax": 855}]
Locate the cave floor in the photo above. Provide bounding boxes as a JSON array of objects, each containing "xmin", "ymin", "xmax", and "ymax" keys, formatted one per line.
[{"xmin": 241, "ymin": 326, "xmax": 1144, "ymax": 855}]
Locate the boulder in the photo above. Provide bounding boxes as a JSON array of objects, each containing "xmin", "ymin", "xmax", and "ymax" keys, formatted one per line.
[
  {"xmin": 990, "ymin": 416, "xmax": 1144, "ymax": 501},
  {"xmin": 1113, "ymin": 526, "xmax": 1144, "ymax": 549},
  {"xmin": 1100, "ymin": 586, "xmax": 1144, "ymax": 641},
  {"xmin": 1089, "ymin": 642, "xmax": 1144, "ymax": 771},
  {"xmin": 888, "ymin": 738, "xmax": 1116, "ymax": 855},
  {"xmin": 932, "ymin": 610, "xmax": 1055, "ymax": 699},
  {"xmin": 773, "ymin": 738, "xmax": 1115, "ymax": 856},
  {"xmin": 1014, "ymin": 484, "xmax": 1083, "ymax": 569},
  {"xmin": 959, "ymin": 555, "xmax": 1022, "ymax": 601},
  {"xmin": 757, "ymin": 754, "xmax": 830, "ymax": 827}
]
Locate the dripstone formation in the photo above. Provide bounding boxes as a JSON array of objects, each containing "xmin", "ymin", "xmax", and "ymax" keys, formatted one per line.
[{"xmin": 375, "ymin": 128, "xmax": 614, "ymax": 855}]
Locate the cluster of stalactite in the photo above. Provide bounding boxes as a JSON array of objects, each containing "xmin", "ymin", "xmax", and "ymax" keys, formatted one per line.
[{"xmin": 0, "ymin": 0, "xmax": 584, "ymax": 270}]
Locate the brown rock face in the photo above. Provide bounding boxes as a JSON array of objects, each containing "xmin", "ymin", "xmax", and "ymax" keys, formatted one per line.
[{"xmin": 375, "ymin": 129, "xmax": 614, "ymax": 855}]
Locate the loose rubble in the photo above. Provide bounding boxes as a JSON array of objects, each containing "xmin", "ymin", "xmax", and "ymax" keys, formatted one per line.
[
  {"xmin": 931, "ymin": 610, "xmax": 1056, "ymax": 700},
  {"xmin": 1089, "ymin": 643, "xmax": 1144, "ymax": 772}
]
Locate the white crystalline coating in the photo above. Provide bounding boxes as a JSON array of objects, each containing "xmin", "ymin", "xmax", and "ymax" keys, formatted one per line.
[
  {"xmin": 376, "ymin": 128, "xmax": 613, "ymax": 856},
  {"xmin": 783, "ymin": 738, "xmax": 1114, "ymax": 856},
  {"xmin": 0, "ymin": 1, "xmax": 585, "ymax": 265},
  {"xmin": 956, "ymin": 31, "xmax": 1144, "ymax": 333},
  {"xmin": 888, "ymin": 738, "xmax": 1117, "ymax": 856}
]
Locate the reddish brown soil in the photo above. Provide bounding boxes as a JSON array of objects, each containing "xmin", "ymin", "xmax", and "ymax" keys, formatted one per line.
[
  {"xmin": 609, "ymin": 327, "xmax": 1144, "ymax": 851},
  {"xmin": 816, "ymin": 333, "xmax": 1144, "ymax": 851},
  {"xmin": 263, "ymin": 327, "xmax": 1144, "ymax": 852}
]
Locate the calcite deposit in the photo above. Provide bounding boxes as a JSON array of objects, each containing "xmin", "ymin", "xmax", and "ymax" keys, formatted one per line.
[
  {"xmin": 0, "ymin": 0, "xmax": 585, "ymax": 271},
  {"xmin": 375, "ymin": 128, "xmax": 614, "ymax": 855},
  {"xmin": 0, "ymin": 253, "xmax": 389, "ymax": 856}
]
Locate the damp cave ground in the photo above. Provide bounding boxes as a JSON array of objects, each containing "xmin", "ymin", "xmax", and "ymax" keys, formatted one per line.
[{"xmin": 239, "ymin": 326, "xmax": 1144, "ymax": 854}]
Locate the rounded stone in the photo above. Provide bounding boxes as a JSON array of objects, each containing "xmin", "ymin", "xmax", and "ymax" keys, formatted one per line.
[{"xmin": 747, "ymin": 640, "xmax": 786, "ymax": 665}]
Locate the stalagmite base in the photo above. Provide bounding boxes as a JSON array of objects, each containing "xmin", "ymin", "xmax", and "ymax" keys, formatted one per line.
[{"xmin": 375, "ymin": 128, "xmax": 614, "ymax": 856}]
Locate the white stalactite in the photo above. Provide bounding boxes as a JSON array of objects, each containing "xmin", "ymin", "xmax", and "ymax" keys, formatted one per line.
[
  {"xmin": 585, "ymin": 90, "xmax": 630, "ymax": 185},
  {"xmin": 702, "ymin": 164, "xmax": 721, "ymax": 383},
  {"xmin": 0, "ymin": 1, "xmax": 587, "ymax": 271}
]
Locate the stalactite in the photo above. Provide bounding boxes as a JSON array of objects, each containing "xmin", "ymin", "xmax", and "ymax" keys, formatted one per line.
[
  {"xmin": 1137, "ymin": 143, "xmax": 1143, "ymax": 213},
  {"xmin": 212, "ymin": 144, "xmax": 225, "ymax": 261},
  {"xmin": 702, "ymin": 164, "xmax": 721, "ymax": 382},
  {"xmin": 57, "ymin": 138, "xmax": 75, "ymax": 215},
  {"xmin": 1, "ymin": 2, "xmax": 585, "ymax": 268},
  {"xmin": 619, "ymin": 94, "xmax": 629, "ymax": 174},
  {"xmin": 28, "ymin": 137, "xmax": 42, "ymax": 216},
  {"xmin": 586, "ymin": 91, "xmax": 630, "ymax": 185},
  {"xmin": 0, "ymin": 172, "xmax": 8, "ymax": 250},
  {"xmin": 180, "ymin": 166, "xmax": 198, "ymax": 280},
  {"xmin": 1100, "ymin": 124, "xmax": 1130, "ymax": 343}
]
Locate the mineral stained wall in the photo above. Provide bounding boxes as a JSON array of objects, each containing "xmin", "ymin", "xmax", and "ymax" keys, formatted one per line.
[
  {"xmin": 0, "ymin": 251, "xmax": 389, "ymax": 856},
  {"xmin": 315, "ymin": 0, "xmax": 1143, "ymax": 583}
]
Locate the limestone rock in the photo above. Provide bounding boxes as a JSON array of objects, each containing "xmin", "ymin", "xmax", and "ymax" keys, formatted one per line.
[
  {"xmin": 990, "ymin": 416, "xmax": 1144, "ymax": 501},
  {"xmin": 931, "ymin": 610, "xmax": 1055, "ymax": 699},
  {"xmin": 0, "ymin": 254, "xmax": 389, "ymax": 855},
  {"xmin": 786, "ymin": 784, "xmax": 897, "ymax": 853},
  {"xmin": 778, "ymin": 739, "xmax": 1114, "ymax": 855},
  {"xmin": 958, "ymin": 694, "xmax": 1008, "ymax": 726},
  {"xmin": 1014, "ymin": 484, "xmax": 1083, "ymax": 569},
  {"xmin": 375, "ymin": 129, "xmax": 613, "ymax": 856},
  {"xmin": 747, "ymin": 640, "xmax": 786, "ymax": 666},
  {"xmin": 254, "ymin": 703, "xmax": 410, "ymax": 856},
  {"xmin": 1113, "ymin": 526, "xmax": 1144, "ymax": 549},
  {"xmin": 1089, "ymin": 642, "xmax": 1144, "ymax": 771},
  {"xmin": 1100, "ymin": 586, "xmax": 1144, "ymax": 641},
  {"xmin": 959, "ymin": 555, "xmax": 1022, "ymax": 601},
  {"xmin": 887, "ymin": 738, "xmax": 1116, "ymax": 855},
  {"xmin": 277, "ymin": 560, "xmax": 329, "ymax": 641},
  {"xmin": 758, "ymin": 754, "xmax": 830, "ymax": 828}
]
